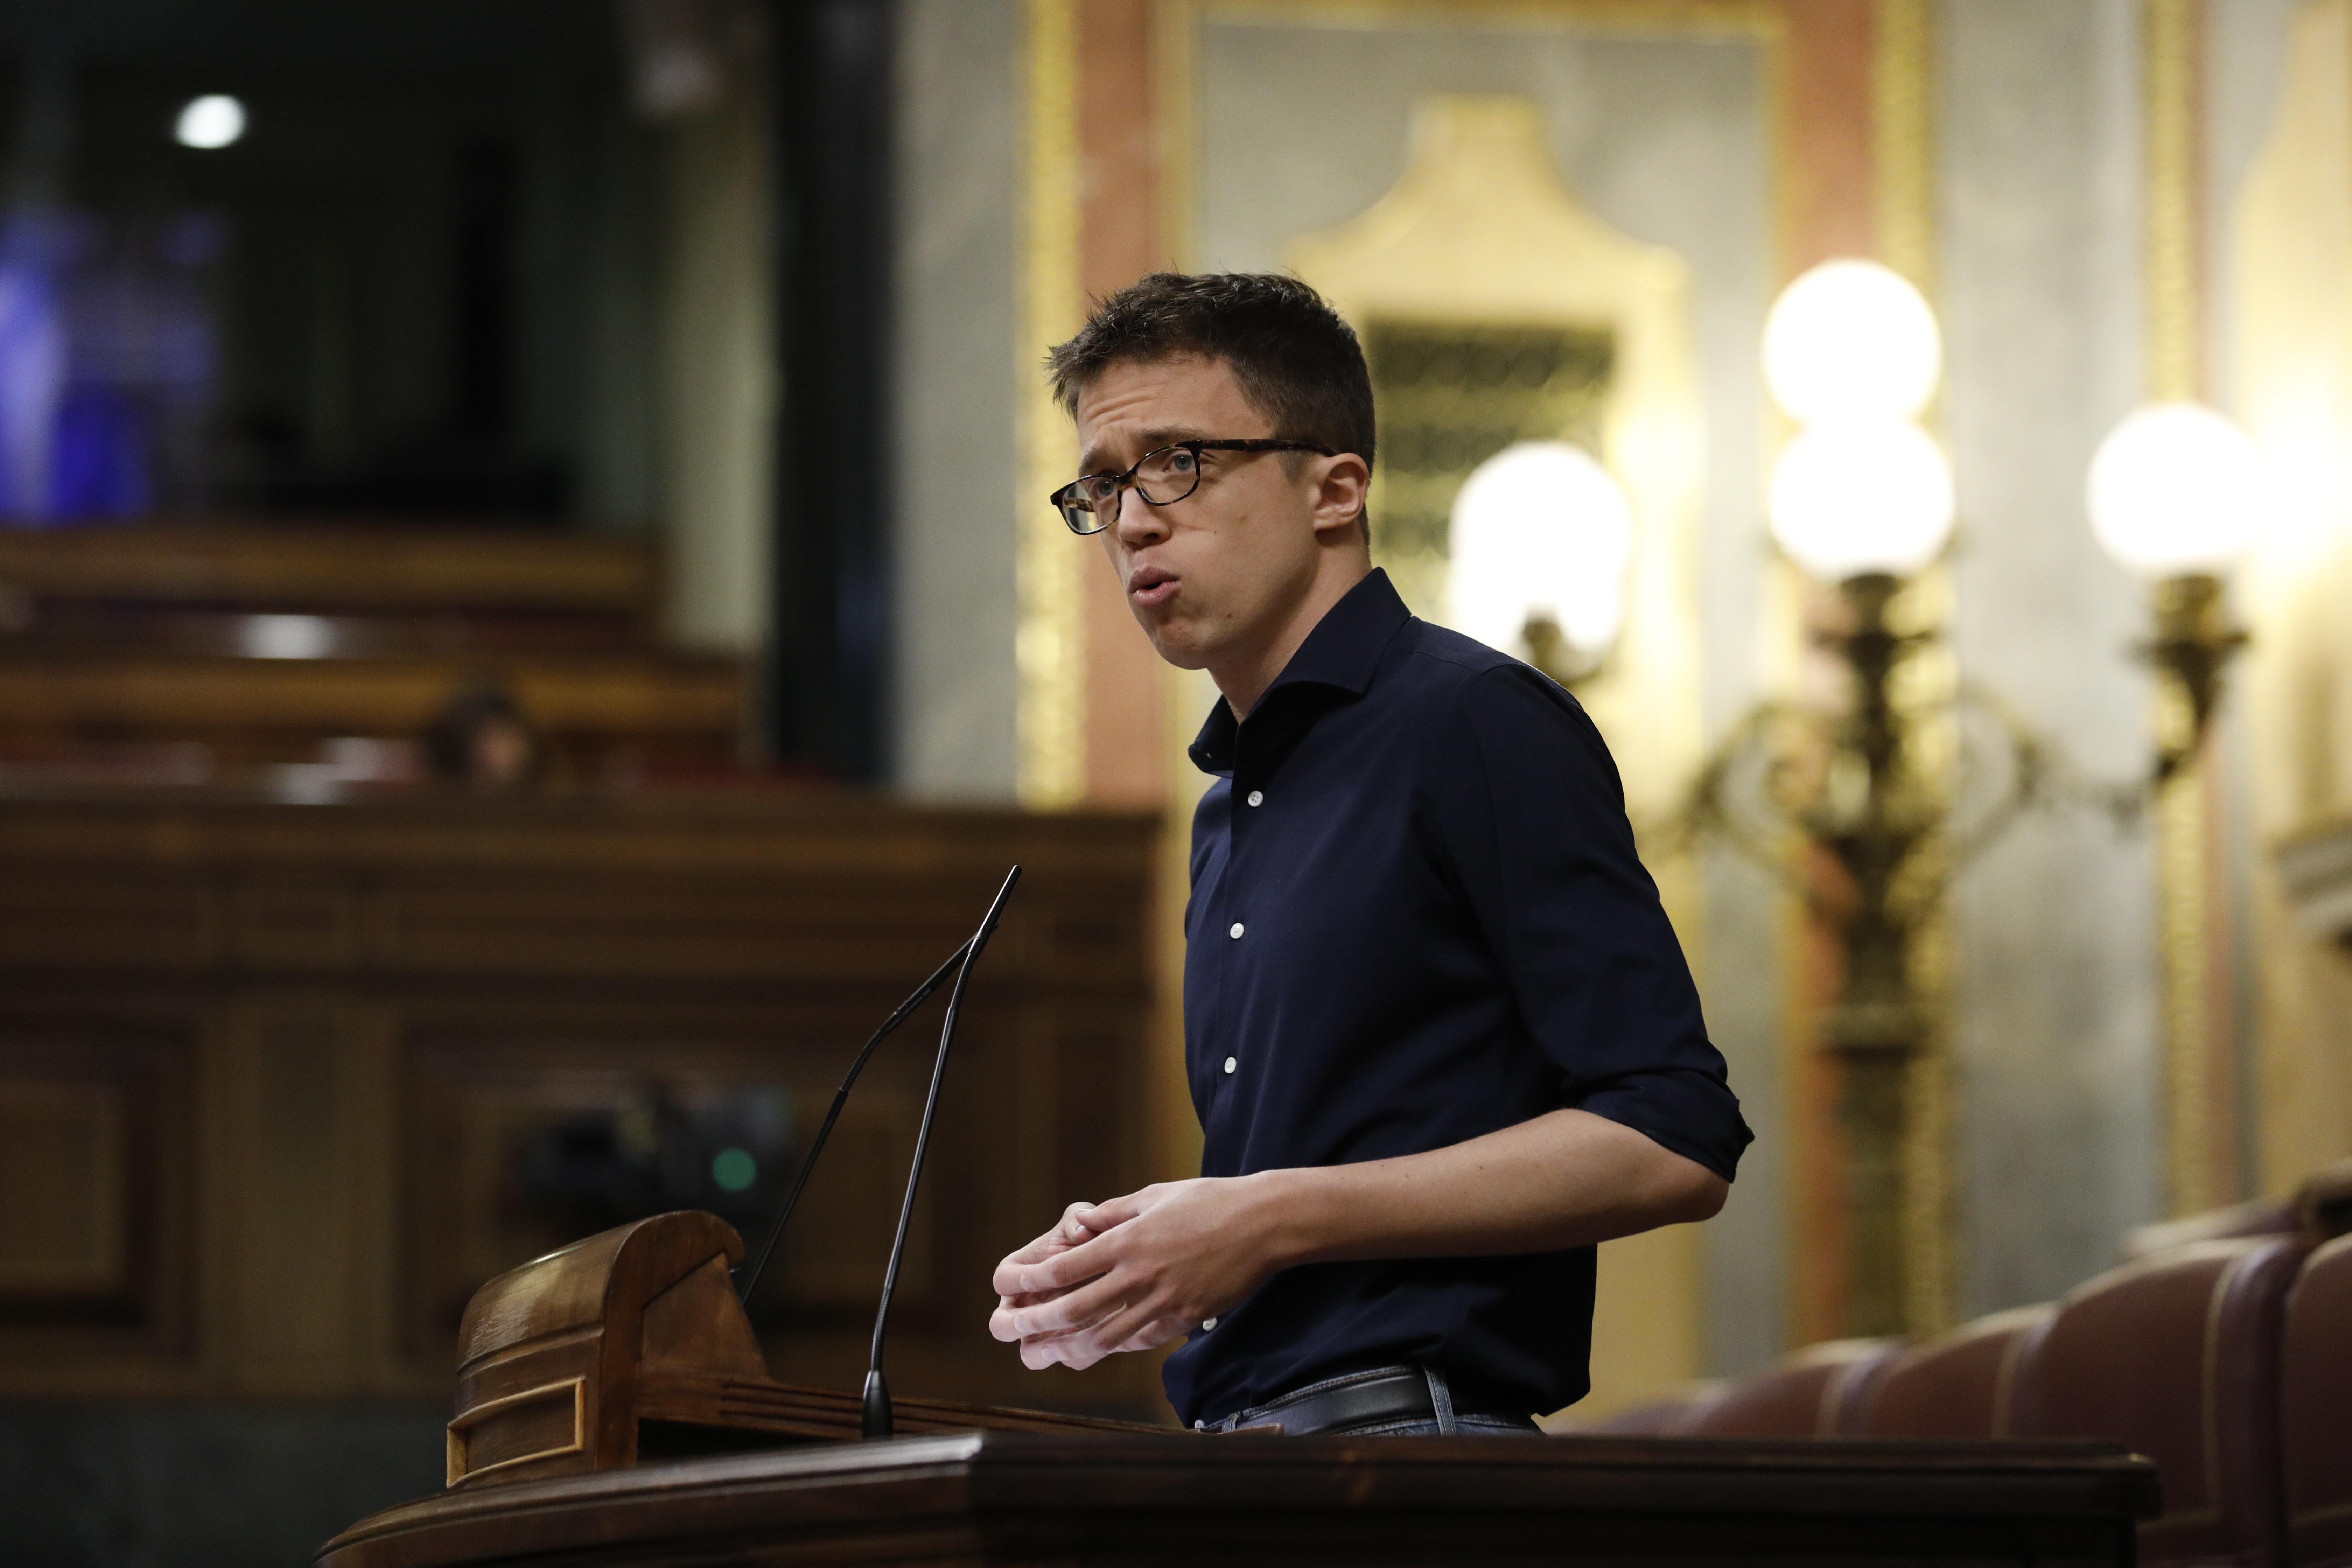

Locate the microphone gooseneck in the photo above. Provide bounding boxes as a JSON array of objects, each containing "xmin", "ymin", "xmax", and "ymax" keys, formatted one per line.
[
  {"xmin": 862, "ymin": 863, "xmax": 1022, "ymax": 1440},
  {"xmin": 734, "ymin": 937, "xmax": 974, "ymax": 1310}
]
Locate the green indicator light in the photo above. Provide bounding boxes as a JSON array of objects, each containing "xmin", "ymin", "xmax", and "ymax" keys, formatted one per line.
[{"xmin": 711, "ymin": 1147, "xmax": 757, "ymax": 1192}]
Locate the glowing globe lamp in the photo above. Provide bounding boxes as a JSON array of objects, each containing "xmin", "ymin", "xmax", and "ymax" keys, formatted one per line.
[
  {"xmin": 2087, "ymin": 402, "xmax": 2262, "ymax": 577},
  {"xmin": 1446, "ymin": 441, "xmax": 1635, "ymax": 674},
  {"xmin": 175, "ymin": 95, "xmax": 247, "ymax": 150},
  {"xmin": 1768, "ymin": 420, "xmax": 1956, "ymax": 581},
  {"xmin": 1764, "ymin": 260, "xmax": 1942, "ymax": 426}
]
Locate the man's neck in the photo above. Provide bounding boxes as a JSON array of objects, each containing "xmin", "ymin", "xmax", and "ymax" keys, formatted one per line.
[{"xmin": 1210, "ymin": 555, "xmax": 1372, "ymax": 720}]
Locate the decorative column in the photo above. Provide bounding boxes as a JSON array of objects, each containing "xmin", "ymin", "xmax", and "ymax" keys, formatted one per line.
[{"xmin": 2141, "ymin": 0, "xmax": 2239, "ymax": 1216}]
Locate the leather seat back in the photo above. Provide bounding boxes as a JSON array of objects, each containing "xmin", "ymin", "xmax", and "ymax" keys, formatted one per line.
[
  {"xmin": 1582, "ymin": 1384, "xmax": 1725, "ymax": 1434},
  {"xmin": 2283, "ymin": 1234, "xmax": 2352, "ymax": 1568},
  {"xmin": 2012, "ymin": 1234, "xmax": 2307, "ymax": 1568},
  {"xmin": 1676, "ymin": 1338, "xmax": 1899, "ymax": 1437},
  {"xmin": 1859, "ymin": 1303, "xmax": 2051, "ymax": 1438}
]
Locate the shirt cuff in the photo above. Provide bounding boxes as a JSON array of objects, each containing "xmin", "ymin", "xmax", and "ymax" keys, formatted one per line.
[{"xmin": 1573, "ymin": 1070, "xmax": 1753, "ymax": 1183}]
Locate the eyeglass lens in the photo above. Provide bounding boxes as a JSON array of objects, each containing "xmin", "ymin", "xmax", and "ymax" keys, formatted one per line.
[{"xmin": 1063, "ymin": 446, "xmax": 1204, "ymax": 530}]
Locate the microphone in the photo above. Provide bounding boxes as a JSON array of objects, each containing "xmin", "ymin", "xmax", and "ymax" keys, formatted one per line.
[
  {"xmin": 863, "ymin": 863, "xmax": 1022, "ymax": 1440},
  {"xmin": 734, "ymin": 940, "xmax": 975, "ymax": 1309}
]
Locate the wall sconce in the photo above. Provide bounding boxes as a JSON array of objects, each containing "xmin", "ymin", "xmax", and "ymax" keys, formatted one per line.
[
  {"xmin": 2087, "ymin": 401, "xmax": 2259, "ymax": 782},
  {"xmin": 1445, "ymin": 440, "xmax": 1634, "ymax": 687},
  {"xmin": 1685, "ymin": 259, "xmax": 2050, "ymax": 1339},
  {"xmin": 1682, "ymin": 267, "xmax": 2262, "ymax": 1338}
]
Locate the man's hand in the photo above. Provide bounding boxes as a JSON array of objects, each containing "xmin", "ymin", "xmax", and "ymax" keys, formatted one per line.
[
  {"xmin": 987, "ymin": 1109, "xmax": 1728, "ymax": 1373},
  {"xmin": 989, "ymin": 1178, "xmax": 1284, "ymax": 1371}
]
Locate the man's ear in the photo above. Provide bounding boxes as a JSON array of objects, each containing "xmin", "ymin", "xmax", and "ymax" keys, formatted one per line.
[{"xmin": 1309, "ymin": 453, "xmax": 1372, "ymax": 544}]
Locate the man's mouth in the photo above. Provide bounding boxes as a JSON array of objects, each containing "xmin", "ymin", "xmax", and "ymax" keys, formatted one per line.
[{"xmin": 1128, "ymin": 566, "xmax": 1178, "ymax": 609}]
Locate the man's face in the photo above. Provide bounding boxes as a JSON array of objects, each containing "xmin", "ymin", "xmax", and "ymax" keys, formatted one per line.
[{"xmin": 1074, "ymin": 354, "xmax": 1338, "ymax": 672}]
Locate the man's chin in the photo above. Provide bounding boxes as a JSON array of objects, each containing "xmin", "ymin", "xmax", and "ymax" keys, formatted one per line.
[{"xmin": 1142, "ymin": 623, "xmax": 1216, "ymax": 672}]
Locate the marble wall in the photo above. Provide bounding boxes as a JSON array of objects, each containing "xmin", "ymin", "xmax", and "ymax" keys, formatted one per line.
[
  {"xmin": 892, "ymin": 0, "xmax": 1025, "ymax": 799},
  {"xmin": 1937, "ymin": 0, "xmax": 2163, "ymax": 1315},
  {"xmin": 1935, "ymin": 0, "xmax": 2309, "ymax": 1316},
  {"xmin": 659, "ymin": 67, "xmax": 779, "ymax": 652}
]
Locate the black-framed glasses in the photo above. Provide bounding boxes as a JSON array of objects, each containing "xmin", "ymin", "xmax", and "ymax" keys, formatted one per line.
[{"xmin": 1050, "ymin": 438, "xmax": 1336, "ymax": 535}]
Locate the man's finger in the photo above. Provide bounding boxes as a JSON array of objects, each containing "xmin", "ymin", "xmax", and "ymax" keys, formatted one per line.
[
  {"xmin": 989, "ymin": 1282, "xmax": 1083, "ymax": 1343},
  {"xmin": 1078, "ymin": 1190, "xmax": 1147, "ymax": 1230},
  {"xmin": 1002, "ymin": 1267, "xmax": 1127, "ymax": 1338},
  {"xmin": 1016, "ymin": 1320, "xmax": 1108, "ymax": 1370},
  {"xmin": 996, "ymin": 1222, "xmax": 1082, "ymax": 1271},
  {"xmin": 992, "ymin": 1228, "xmax": 1119, "ymax": 1298},
  {"xmin": 1062, "ymin": 1292, "xmax": 1171, "ymax": 1363}
]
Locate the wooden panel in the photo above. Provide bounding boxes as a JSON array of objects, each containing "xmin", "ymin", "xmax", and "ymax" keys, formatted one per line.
[
  {"xmin": 0, "ymin": 524, "xmax": 657, "ymax": 615},
  {"xmin": 226, "ymin": 1007, "xmax": 370, "ymax": 1387},
  {"xmin": 0, "ymin": 525, "xmax": 740, "ymax": 780},
  {"xmin": 402, "ymin": 1028, "xmax": 943, "ymax": 1354},
  {"xmin": 0, "ymin": 1082, "xmax": 124, "ymax": 1294},
  {"xmin": 0, "ymin": 791, "xmax": 1158, "ymax": 1412},
  {"xmin": 0, "ymin": 654, "xmax": 742, "ymax": 736},
  {"xmin": 233, "ymin": 880, "xmax": 362, "ymax": 971},
  {"xmin": 0, "ymin": 1022, "xmax": 193, "ymax": 1349},
  {"xmin": 0, "ymin": 876, "xmax": 216, "ymax": 972}
]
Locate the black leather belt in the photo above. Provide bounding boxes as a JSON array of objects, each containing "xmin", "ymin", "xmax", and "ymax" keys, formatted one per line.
[{"xmin": 1201, "ymin": 1364, "xmax": 1457, "ymax": 1436}]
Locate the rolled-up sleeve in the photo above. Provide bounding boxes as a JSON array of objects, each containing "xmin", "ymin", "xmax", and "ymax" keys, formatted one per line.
[{"xmin": 1428, "ymin": 663, "xmax": 1752, "ymax": 1181}]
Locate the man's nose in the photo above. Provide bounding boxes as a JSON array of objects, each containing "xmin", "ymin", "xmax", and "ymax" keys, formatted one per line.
[{"xmin": 1112, "ymin": 484, "xmax": 1169, "ymax": 546}]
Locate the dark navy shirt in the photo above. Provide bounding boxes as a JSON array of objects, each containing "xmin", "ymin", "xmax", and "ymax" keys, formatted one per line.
[{"xmin": 1162, "ymin": 569, "xmax": 1750, "ymax": 1428}]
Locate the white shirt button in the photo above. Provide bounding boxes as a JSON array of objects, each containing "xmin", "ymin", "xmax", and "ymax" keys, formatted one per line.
[
  {"xmin": 1229, "ymin": 922, "xmax": 1245, "ymax": 939},
  {"xmin": 1202, "ymin": 1317, "xmax": 1219, "ymax": 1331},
  {"xmin": 1246, "ymin": 790, "xmax": 1264, "ymax": 807},
  {"xmin": 1223, "ymin": 1056, "xmax": 1237, "ymax": 1074}
]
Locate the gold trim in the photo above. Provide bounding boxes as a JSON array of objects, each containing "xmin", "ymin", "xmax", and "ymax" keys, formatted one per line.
[
  {"xmin": 1156, "ymin": 1, "xmax": 1202, "ymax": 273},
  {"xmin": 445, "ymin": 1375, "xmax": 587, "ymax": 1486},
  {"xmin": 1871, "ymin": 0, "xmax": 1933, "ymax": 287},
  {"xmin": 1873, "ymin": 0, "xmax": 1953, "ymax": 1337},
  {"xmin": 1197, "ymin": 0, "xmax": 1779, "ymax": 39},
  {"xmin": 2162, "ymin": 746, "xmax": 2218, "ymax": 1212},
  {"xmin": 2145, "ymin": 0, "xmax": 2201, "ymax": 401},
  {"xmin": 2143, "ymin": 0, "xmax": 2221, "ymax": 1216},
  {"xmin": 1016, "ymin": 0, "xmax": 1087, "ymax": 810}
]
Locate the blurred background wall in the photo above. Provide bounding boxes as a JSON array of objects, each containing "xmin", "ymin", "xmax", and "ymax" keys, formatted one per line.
[{"xmin": 2, "ymin": 2, "xmax": 2351, "ymax": 1564}]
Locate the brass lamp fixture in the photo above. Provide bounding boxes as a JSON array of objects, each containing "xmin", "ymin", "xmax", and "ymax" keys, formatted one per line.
[
  {"xmin": 1706, "ymin": 259, "xmax": 1969, "ymax": 1338},
  {"xmin": 1437, "ymin": 265, "xmax": 2258, "ymax": 1335},
  {"xmin": 1682, "ymin": 266, "xmax": 2260, "ymax": 1338},
  {"xmin": 2087, "ymin": 401, "xmax": 2260, "ymax": 782},
  {"xmin": 2086, "ymin": 399, "xmax": 2261, "ymax": 1220}
]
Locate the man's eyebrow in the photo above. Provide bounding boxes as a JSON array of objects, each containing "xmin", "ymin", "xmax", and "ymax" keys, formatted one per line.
[{"xmin": 1077, "ymin": 426, "xmax": 1209, "ymax": 475}]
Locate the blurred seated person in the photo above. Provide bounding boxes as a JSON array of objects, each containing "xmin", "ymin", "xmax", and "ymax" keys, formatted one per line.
[{"xmin": 425, "ymin": 683, "xmax": 542, "ymax": 790}]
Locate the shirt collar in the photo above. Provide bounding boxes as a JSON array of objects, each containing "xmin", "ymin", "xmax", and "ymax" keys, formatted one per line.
[{"xmin": 1187, "ymin": 568, "xmax": 1412, "ymax": 777}]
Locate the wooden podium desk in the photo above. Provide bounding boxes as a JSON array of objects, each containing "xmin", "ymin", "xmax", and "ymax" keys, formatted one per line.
[{"xmin": 321, "ymin": 1430, "xmax": 2158, "ymax": 1568}]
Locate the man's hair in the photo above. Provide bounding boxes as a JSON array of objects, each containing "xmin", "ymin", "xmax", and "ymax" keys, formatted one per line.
[{"xmin": 1046, "ymin": 272, "xmax": 1376, "ymax": 532}]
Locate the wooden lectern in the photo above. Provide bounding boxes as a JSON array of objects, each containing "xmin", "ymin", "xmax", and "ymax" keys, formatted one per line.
[
  {"xmin": 443, "ymin": 1210, "xmax": 1147, "ymax": 1490},
  {"xmin": 342, "ymin": 1207, "xmax": 2159, "ymax": 1568},
  {"xmin": 332, "ymin": 1429, "xmax": 2160, "ymax": 1568}
]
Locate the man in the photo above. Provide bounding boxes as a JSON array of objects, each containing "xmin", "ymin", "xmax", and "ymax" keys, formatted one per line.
[{"xmin": 989, "ymin": 273, "xmax": 1750, "ymax": 1436}]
